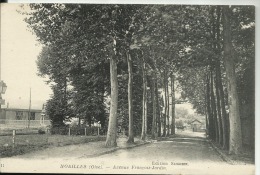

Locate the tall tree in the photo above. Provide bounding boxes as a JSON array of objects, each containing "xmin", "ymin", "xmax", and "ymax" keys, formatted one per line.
[
  {"xmin": 222, "ymin": 6, "xmax": 242, "ymax": 154},
  {"xmin": 105, "ymin": 40, "xmax": 118, "ymax": 147},
  {"xmin": 156, "ymin": 79, "xmax": 162, "ymax": 137},
  {"xmin": 171, "ymin": 74, "xmax": 176, "ymax": 135},
  {"xmin": 126, "ymin": 50, "xmax": 134, "ymax": 143},
  {"xmin": 215, "ymin": 71, "xmax": 223, "ymax": 145},
  {"xmin": 216, "ymin": 59, "xmax": 229, "ymax": 149},
  {"xmin": 162, "ymin": 70, "xmax": 167, "ymax": 137},
  {"xmin": 215, "ymin": 6, "xmax": 229, "ymax": 149},
  {"xmin": 210, "ymin": 68, "xmax": 219, "ymax": 142},
  {"xmin": 166, "ymin": 76, "xmax": 170, "ymax": 136},
  {"xmin": 151, "ymin": 71, "xmax": 157, "ymax": 139},
  {"xmin": 206, "ymin": 74, "xmax": 215, "ymax": 139},
  {"xmin": 141, "ymin": 56, "xmax": 148, "ymax": 140}
]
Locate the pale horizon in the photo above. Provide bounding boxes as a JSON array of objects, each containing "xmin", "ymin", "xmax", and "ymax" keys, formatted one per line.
[{"xmin": 1, "ymin": 4, "xmax": 53, "ymax": 110}]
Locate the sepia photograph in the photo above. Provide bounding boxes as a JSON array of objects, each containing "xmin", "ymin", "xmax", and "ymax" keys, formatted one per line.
[{"xmin": 0, "ymin": 1, "xmax": 258, "ymax": 174}]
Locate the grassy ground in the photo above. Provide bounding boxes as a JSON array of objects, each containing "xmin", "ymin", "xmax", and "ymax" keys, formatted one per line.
[
  {"xmin": 0, "ymin": 134, "xmax": 106, "ymax": 158},
  {"xmin": 213, "ymin": 142, "xmax": 255, "ymax": 164}
]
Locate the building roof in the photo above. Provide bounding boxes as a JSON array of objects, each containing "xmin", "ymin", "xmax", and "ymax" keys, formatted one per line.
[
  {"xmin": 2, "ymin": 108, "xmax": 42, "ymax": 113},
  {"xmin": 190, "ymin": 119, "xmax": 202, "ymax": 124}
]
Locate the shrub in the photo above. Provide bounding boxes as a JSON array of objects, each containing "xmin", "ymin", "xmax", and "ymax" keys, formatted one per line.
[
  {"xmin": 50, "ymin": 125, "xmax": 69, "ymax": 135},
  {"xmin": 38, "ymin": 127, "xmax": 46, "ymax": 134},
  {"xmin": 70, "ymin": 125, "xmax": 84, "ymax": 135},
  {"xmin": 70, "ymin": 126, "xmax": 100, "ymax": 136}
]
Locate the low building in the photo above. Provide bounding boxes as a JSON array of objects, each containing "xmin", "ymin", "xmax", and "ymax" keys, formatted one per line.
[
  {"xmin": 0, "ymin": 108, "xmax": 50, "ymax": 129},
  {"xmin": 190, "ymin": 119, "xmax": 205, "ymax": 132}
]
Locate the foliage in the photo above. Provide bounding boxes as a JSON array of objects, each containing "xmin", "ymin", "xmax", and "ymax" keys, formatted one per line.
[
  {"xmin": 38, "ymin": 127, "xmax": 46, "ymax": 134},
  {"xmin": 50, "ymin": 125, "xmax": 69, "ymax": 135},
  {"xmin": 177, "ymin": 67, "xmax": 207, "ymax": 115},
  {"xmin": 24, "ymin": 4, "xmax": 254, "ymax": 150},
  {"xmin": 175, "ymin": 107, "xmax": 189, "ymax": 119},
  {"xmin": 175, "ymin": 120, "xmax": 184, "ymax": 127}
]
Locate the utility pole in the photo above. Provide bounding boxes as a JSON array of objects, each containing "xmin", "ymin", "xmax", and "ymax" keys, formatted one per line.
[{"xmin": 28, "ymin": 88, "xmax": 31, "ymax": 128}]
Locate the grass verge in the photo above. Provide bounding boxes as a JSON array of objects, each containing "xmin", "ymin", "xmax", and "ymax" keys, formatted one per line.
[{"xmin": 0, "ymin": 134, "xmax": 106, "ymax": 158}]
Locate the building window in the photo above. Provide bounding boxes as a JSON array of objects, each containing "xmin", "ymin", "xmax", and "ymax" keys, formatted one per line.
[
  {"xmin": 16, "ymin": 111, "xmax": 23, "ymax": 120},
  {"xmin": 30, "ymin": 112, "xmax": 35, "ymax": 120}
]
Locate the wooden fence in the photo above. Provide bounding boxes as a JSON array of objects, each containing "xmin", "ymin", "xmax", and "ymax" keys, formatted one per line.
[{"xmin": 0, "ymin": 120, "xmax": 51, "ymax": 129}]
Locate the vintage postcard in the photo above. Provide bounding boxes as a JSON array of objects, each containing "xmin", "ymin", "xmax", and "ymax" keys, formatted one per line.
[{"xmin": 0, "ymin": 1, "xmax": 257, "ymax": 174}]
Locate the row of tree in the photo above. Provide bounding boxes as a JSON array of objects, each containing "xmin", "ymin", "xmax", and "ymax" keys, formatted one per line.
[
  {"xmin": 177, "ymin": 6, "xmax": 254, "ymax": 153},
  {"xmin": 24, "ymin": 4, "xmax": 254, "ymax": 154}
]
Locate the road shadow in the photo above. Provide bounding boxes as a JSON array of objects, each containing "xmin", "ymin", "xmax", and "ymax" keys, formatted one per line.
[
  {"xmin": 157, "ymin": 129, "xmax": 206, "ymax": 141},
  {"xmin": 155, "ymin": 130, "xmax": 210, "ymax": 148}
]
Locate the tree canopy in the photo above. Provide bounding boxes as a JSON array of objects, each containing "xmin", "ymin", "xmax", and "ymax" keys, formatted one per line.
[{"xmin": 24, "ymin": 4, "xmax": 254, "ymax": 154}]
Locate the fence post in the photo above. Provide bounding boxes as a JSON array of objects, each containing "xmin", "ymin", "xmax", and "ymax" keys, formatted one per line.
[
  {"xmin": 46, "ymin": 128, "xmax": 49, "ymax": 144},
  {"xmin": 12, "ymin": 130, "xmax": 16, "ymax": 149},
  {"xmin": 84, "ymin": 128, "xmax": 87, "ymax": 136},
  {"xmin": 68, "ymin": 128, "xmax": 71, "ymax": 136}
]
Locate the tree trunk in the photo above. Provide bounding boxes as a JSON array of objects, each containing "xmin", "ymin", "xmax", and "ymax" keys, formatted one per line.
[
  {"xmin": 141, "ymin": 57, "xmax": 147, "ymax": 140},
  {"xmin": 88, "ymin": 114, "xmax": 92, "ymax": 127},
  {"xmin": 223, "ymin": 6, "xmax": 242, "ymax": 154},
  {"xmin": 156, "ymin": 80, "xmax": 161, "ymax": 137},
  {"xmin": 126, "ymin": 51, "xmax": 134, "ymax": 143},
  {"xmin": 163, "ymin": 70, "xmax": 167, "ymax": 137},
  {"xmin": 171, "ymin": 74, "xmax": 175, "ymax": 135},
  {"xmin": 151, "ymin": 72, "xmax": 157, "ymax": 139},
  {"xmin": 215, "ymin": 6, "xmax": 229, "ymax": 150},
  {"xmin": 215, "ymin": 70, "xmax": 223, "ymax": 146},
  {"xmin": 206, "ymin": 74, "xmax": 215, "ymax": 139},
  {"xmin": 205, "ymin": 110, "xmax": 209, "ymax": 137},
  {"xmin": 100, "ymin": 62, "xmax": 106, "ymax": 130},
  {"xmin": 210, "ymin": 69, "xmax": 219, "ymax": 142},
  {"xmin": 204, "ymin": 81, "xmax": 209, "ymax": 137},
  {"xmin": 216, "ymin": 60, "xmax": 229, "ymax": 149},
  {"xmin": 166, "ymin": 78, "xmax": 170, "ymax": 136},
  {"xmin": 105, "ymin": 49, "xmax": 118, "ymax": 147},
  {"xmin": 216, "ymin": 60, "xmax": 229, "ymax": 150},
  {"xmin": 210, "ymin": 7, "xmax": 219, "ymax": 143}
]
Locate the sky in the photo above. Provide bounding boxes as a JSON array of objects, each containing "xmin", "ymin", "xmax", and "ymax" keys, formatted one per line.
[
  {"xmin": 1, "ymin": 4, "xmax": 53, "ymax": 110},
  {"xmin": 0, "ymin": 3, "xmax": 197, "ymax": 113}
]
